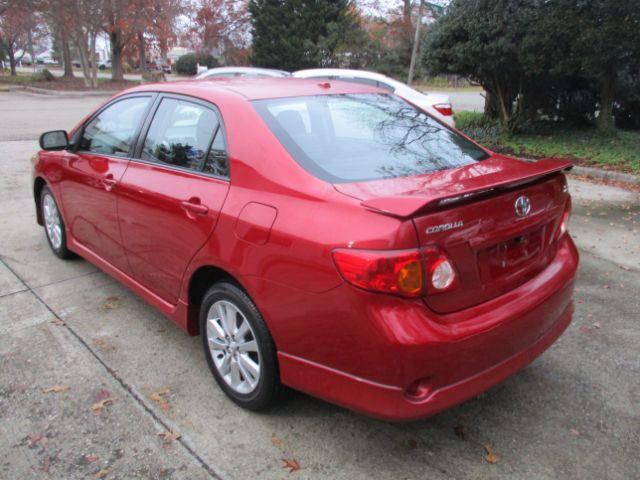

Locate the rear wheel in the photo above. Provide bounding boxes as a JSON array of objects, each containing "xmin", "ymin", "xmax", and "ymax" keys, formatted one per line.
[
  {"xmin": 40, "ymin": 185, "xmax": 74, "ymax": 259},
  {"xmin": 200, "ymin": 282, "xmax": 282, "ymax": 410}
]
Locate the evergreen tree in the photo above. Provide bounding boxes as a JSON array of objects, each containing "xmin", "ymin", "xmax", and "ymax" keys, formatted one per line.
[{"xmin": 249, "ymin": 0, "xmax": 356, "ymax": 71}]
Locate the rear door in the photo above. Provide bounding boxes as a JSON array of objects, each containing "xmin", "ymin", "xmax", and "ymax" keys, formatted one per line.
[
  {"xmin": 116, "ymin": 94, "xmax": 230, "ymax": 304},
  {"xmin": 60, "ymin": 94, "xmax": 154, "ymax": 272}
]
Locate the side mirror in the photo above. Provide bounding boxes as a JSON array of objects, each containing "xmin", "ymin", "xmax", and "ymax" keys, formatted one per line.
[{"xmin": 39, "ymin": 130, "xmax": 69, "ymax": 151}]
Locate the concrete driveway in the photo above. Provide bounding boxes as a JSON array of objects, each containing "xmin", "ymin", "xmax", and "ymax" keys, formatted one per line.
[{"xmin": 0, "ymin": 91, "xmax": 638, "ymax": 479}]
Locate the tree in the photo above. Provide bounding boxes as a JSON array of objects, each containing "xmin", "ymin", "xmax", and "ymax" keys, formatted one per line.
[
  {"xmin": 192, "ymin": 0, "xmax": 250, "ymax": 65},
  {"xmin": 566, "ymin": 0, "xmax": 640, "ymax": 132},
  {"xmin": 249, "ymin": 0, "xmax": 358, "ymax": 71},
  {"xmin": 0, "ymin": 3, "xmax": 38, "ymax": 75}
]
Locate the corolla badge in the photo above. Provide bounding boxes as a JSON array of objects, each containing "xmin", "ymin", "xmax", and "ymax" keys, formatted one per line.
[
  {"xmin": 426, "ymin": 220, "xmax": 464, "ymax": 234},
  {"xmin": 514, "ymin": 196, "xmax": 531, "ymax": 217}
]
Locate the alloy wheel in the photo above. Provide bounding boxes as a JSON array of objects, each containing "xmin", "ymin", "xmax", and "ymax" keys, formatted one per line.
[
  {"xmin": 43, "ymin": 193, "xmax": 63, "ymax": 251},
  {"xmin": 206, "ymin": 300, "xmax": 261, "ymax": 394}
]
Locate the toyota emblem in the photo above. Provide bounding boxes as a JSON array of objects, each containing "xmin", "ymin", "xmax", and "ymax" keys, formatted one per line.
[{"xmin": 514, "ymin": 196, "xmax": 531, "ymax": 217}]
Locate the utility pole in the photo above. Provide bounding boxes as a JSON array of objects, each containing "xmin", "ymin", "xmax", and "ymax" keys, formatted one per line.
[{"xmin": 407, "ymin": 0, "xmax": 425, "ymax": 86}]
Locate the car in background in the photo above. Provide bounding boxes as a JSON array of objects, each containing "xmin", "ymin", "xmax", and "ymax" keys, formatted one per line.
[
  {"xmin": 196, "ymin": 66, "xmax": 290, "ymax": 80},
  {"xmin": 98, "ymin": 59, "xmax": 112, "ymax": 70},
  {"xmin": 293, "ymin": 68, "xmax": 455, "ymax": 127}
]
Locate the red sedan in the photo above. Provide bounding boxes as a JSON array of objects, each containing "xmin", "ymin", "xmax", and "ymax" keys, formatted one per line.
[{"xmin": 32, "ymin": 78, "xmax": 578, "ymax": 421}]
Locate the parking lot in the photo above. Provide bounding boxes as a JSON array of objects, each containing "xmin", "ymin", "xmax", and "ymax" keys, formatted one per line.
[{"xmin": 0, "ymin": 90, "xmax": 638, "ymax": 479}]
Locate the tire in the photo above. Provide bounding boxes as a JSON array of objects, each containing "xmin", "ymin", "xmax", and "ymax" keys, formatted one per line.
[
  {"xmin": 200, "ymin": 282, "xmax": 282, "ymax": 410},
  {"xmin": 40, "ymin": 185, "xmax": 74, "ymax": 259}
]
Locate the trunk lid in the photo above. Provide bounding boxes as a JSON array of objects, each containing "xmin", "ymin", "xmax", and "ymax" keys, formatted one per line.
[{"xmin": 335, "ymin": 155, "xmax": 572, "ymax": 314}]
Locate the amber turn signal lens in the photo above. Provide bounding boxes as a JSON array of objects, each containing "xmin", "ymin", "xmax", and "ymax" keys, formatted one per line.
[{"xmin": 396, "ymin": 259, "xmax": 423, "ymax": 295}]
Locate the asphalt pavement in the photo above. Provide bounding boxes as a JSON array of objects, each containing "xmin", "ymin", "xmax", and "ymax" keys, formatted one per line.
[{"xmin": 0, "ymin": 91, "xmax": 638, "ymax": 479}]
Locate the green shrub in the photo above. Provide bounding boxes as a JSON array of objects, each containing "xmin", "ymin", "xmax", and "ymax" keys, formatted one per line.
[
  {"xmin": 454, "ymin": 111, "xmax": 501, "ymax": 145},
  {"xmin": 31, "ymin": 69, "xmax": 55, "ymax": 82},
  {"xmin": 175, "ymin": 53, "xmax": 219, "ymax": 76}
]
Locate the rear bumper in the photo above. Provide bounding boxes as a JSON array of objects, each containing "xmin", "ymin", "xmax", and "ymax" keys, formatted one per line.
[{"xmin": 278, "ymin": 235, "xmax": 578, "ymax": 421}]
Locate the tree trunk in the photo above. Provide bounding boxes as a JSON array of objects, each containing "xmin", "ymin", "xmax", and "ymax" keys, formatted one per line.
[
  {"xmin": 89, "ymin": 33, "xmax": 97, "ymax": 88},
  {"xmin": 110, "ymin": 29, "xmax": 124, "ymax": 81},
  {"xmin": 61, "ymin": 35, "xmax": 74, "ymax": 79},
  {"xmin": 27, "ymin": 28, "xmax": 36, "ymax": 73},
  {"xmin": 484, "ymin": 90, "xmax": 499, "ymax": 119},
  {"xmin": 137, "ymin": 31, "xmax": 146, "ymax": 71},
  {"xmin": 597, "ymin": 70, "xmax": 616, "ymax": 132},
  {"xmin": 8, "ymin": 46, "xmax": 16, "ymax": 76},
  {"xmin": 407, "ymin": 0, "xmax": 424, "ymax": 86}
]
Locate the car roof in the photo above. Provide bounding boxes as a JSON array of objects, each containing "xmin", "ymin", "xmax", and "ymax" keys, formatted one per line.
[
  {"xmin": 124, "ymin": 77, "xmax": 387, "ymax": 102},
  {"xmin": 196, "ymin": 66, "xmax": 290, "ymax": 79},
  {"xmin": 294, "ymin": 68, "xmax": 401, "ymax": 85}
]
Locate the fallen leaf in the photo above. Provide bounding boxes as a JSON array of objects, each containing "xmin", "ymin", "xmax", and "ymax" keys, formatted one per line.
[
  {"xmin": 592, "ymin": 321, "xmax": 601, "ymax": 329},
  {"xmin": 157, "ymin": 431, "xmax": 181, "ymax": 441},
  {"xmin": 40, "ymin": 456, "xmax": 50, "ymax": 473},
  {"xmin": 271, "ymin": 433, "xmax": 284, "ymax": 446},
  {"xmin": 91, "ymin": 397, "xmax": 115, "ymax": 416},
  {"xmin": 29, "ymin": 434, "xmax": 48, "ymax": 448},
  {"xmin": 619, "ymin": 265, "xmax": 631, "ymax": 271},
  {"xmin": 43, "ymin": 385, "xmax": 70, "ymax": 393},
  {"xmin": 85, "ymin": 454, "xmax": 98, "ymax": 463},
  {"xmin": 95, "ymin": 389, "xmax": 111, "ymax": 401},
  {"xmin": 94, "ymin": 468, "xmax": 110, "ymax": 479},
  {"xmin": 281, "ymin": 458, "xmax": 300, "ymax": 473},
  {"xmin": 579, "ymin": 326, "xmax": 590, "ymax": 334},
  {"xmin": 484, "ymin": 444, "xmax": 499, "ymax": 464},
  {"xmin": 150, "ymin": 388, "xmax": 171, "ymax": 410},
  {"xmin": 102, "ymin": 296, "xmax": 120, "ymax": 310},
  {"xmin": 50, "ymin": 318, "xmax": 66, "ymax": 326},
  {"xmin": 93, "ymin": 339, "xmax": 116, "ymax": 351},
  {"xmin": 570, "ymin": 429, "xmax": 581, "ymax": 436},
  {"xmin": 454, "ymin": 425, "xmax": 466, "ymax": 440}
]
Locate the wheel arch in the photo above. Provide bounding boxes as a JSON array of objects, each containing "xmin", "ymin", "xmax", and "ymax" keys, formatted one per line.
[{"xmin": 186, "ymin": 264, "xmax": 247, "ymax": 336}]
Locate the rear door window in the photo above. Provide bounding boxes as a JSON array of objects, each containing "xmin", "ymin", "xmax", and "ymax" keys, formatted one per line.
[{"xmin": 141, "ymin": 98, "xmax": 219, "ymax": 172}]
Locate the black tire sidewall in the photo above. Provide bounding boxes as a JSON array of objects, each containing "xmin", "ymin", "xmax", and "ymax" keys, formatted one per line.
[{"xmin": 199, "ymin": 282, "xmax": 281, "ymax": 410}]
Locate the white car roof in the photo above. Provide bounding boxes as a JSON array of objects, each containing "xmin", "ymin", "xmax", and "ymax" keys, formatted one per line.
[
  {"xmin": 293, "ymin": 69, "xmax": 402, "ymax": 87},
  {"xmin": 196, "ymin": 67, "xmax": 290, "ymax": 79}
]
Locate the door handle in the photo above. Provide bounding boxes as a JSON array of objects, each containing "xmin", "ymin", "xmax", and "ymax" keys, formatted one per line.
[
  {"xmin": 181, "ymin": 199, "xmax": 209, "ymax": 216},
  {"xmin": 102, "ymin": 175, "xmax": 117, "ymax": 191}
]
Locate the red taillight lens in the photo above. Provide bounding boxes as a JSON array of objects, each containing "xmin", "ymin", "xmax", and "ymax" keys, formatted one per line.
[
  {"xmin": 333, "ymin": 247, "xmax": 459, "ymax": 297},
  {"xmin": 433, "ymin": 103, "xmax": 453, "ymax": 116},
  {"xmin": 332, "ymin": 249, "xmax": 424, "ymax": 297}
]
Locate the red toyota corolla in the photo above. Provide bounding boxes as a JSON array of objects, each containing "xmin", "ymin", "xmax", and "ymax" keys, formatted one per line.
[{"xmin": 32, "ymin": 78, "xmax": 578, "ymax": 421}]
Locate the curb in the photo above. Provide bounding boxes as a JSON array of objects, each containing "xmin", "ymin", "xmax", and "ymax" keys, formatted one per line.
[
  {"xmin": 569, "ymin": 165, "xmax": 640, "ymax": 185},
  {"xmin": 8, "ymin": 85, "xmax": 117, "ymax": 97}
]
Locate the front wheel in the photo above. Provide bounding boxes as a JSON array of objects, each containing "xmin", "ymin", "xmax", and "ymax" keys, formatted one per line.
[
  {"xmin": 200, "ymin": 282, "xmax": 282, "ymax": 410},
  {"xmin": 40, "ymin": 185, "xmax": 74, "ymax": 259}
]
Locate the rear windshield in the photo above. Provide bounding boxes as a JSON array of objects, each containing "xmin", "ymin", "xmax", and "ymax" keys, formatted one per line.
[{"xmin": 253, "ymin": 93, "xmax": 488, "ymax": 183}]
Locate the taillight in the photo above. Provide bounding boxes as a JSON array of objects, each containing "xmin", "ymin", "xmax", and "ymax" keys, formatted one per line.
[
  {"xmin": 332, "ymin": 249, "xmax": 424, "ymax": 297},
  {"xmin": 433, "ymin": 103, "xmax": 453, "ymax": 116},
  {"xmin": 557, "ymin": 198, "xmax": 572, "ymax": 238},
  {"xmin": 332, "ymin": 247, "xmax": 458, "ymax": 297},
  {"xmin": 423, "ymin": 248, "xmax": 459, "ymax": 294}
]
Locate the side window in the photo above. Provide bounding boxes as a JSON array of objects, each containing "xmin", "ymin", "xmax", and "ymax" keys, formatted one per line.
[
  {"xmin": 203, "ymin": 128, "xmax": 229, "ymax": 178},
  {"xmin": 142, "ymin": 98, "xmax": 219, "ymax": 171},
  {"xmin": 79, "ymin": 96, "xmax": 150, "ymax": 156}
]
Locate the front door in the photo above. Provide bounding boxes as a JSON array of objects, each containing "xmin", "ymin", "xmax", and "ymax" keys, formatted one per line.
[
  {"xmin": 117, "ymin": 95, "xmax": 230, "ymax": 304},
  {"xmin": 60, "ymin": 95, "xmax": 153, "ymax": 273}
]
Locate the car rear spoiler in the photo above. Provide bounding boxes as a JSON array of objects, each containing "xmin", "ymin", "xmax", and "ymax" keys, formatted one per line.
[{"xmin": 361, "ymin": 158, "xmax": 573, "ymax": 218}]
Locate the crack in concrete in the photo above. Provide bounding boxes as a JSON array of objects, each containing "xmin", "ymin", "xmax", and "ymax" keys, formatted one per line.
[{"xmin": 0, "ymin": 255, "xmax": 229, "ymax": 480}]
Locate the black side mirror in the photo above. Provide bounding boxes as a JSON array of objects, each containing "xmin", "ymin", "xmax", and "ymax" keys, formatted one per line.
[{"xmin": 39, "ymin": 130, "xmax": 69, "ymax": 151}]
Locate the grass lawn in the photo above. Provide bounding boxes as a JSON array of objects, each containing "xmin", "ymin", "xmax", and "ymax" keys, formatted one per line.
[
  {"xmin": 0, "ymin": 70, "xmax": 137, "ymax": 91},
  {"xmin": 455, "ymin": 111, "xmax": 640, "ymax": 174}
]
